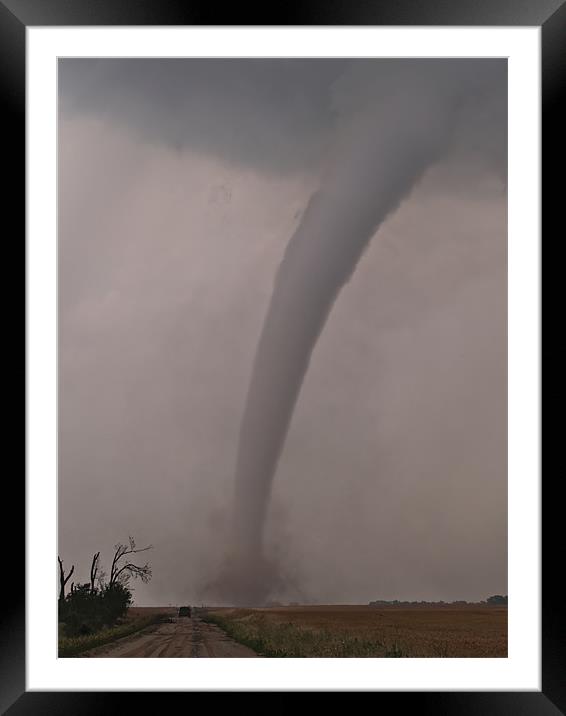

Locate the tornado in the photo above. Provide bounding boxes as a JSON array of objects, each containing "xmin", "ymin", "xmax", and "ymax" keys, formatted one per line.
[{"xmin": 231, "ymin": 61, "xmax": 502, "ymax": 604}]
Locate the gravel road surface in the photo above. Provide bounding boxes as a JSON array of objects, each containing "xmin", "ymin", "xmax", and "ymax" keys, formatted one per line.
[{"xmin": 80, "ymin": 615, "xmax": 258, "ymax": 658}]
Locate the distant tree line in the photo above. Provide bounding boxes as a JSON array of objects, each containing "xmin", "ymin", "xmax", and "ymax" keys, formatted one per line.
[
  {"xmin": 368, "ymin": 595, "xmax": 508, "ymax": 606},
  {"xmin": 368, "ymin": 600, "xmax": 463, "ymax": 606},
  {"xmin": 58, "ymin": 536, "xmax": 153, "ymax": 636},
  {"xmin": 486, "ymin": 594, "xmax": 508, "ymax": 605}
]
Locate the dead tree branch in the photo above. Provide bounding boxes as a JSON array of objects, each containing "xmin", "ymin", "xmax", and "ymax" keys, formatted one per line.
[
  {"xmin": 58, "ymin": 557, "xmax": 75, "ymax": 603},
  {"xmin": 108, "ymin": 537, "xmax": 153, "ymax": 588}
]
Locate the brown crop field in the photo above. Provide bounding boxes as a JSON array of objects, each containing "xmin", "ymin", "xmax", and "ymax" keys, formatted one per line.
[{"xmin": 204, "ymin": 605, "xmax": 507, "ymax": 658}]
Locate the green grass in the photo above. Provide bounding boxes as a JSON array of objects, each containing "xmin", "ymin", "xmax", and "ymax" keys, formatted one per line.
[
  {"xmin": 58, "ymin": 615, "xmax": 164, "ymax": 657},
  {"xmin": 203, "ymin": 612, "xmax": 407, "ymax": 658}
]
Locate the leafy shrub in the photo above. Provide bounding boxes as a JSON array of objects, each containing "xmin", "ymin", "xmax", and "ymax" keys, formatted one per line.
[{"xmin": 59, "ymin": 582, "xmax": 133, "ymax": 637}]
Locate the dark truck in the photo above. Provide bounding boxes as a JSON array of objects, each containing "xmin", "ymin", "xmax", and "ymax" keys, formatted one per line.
[{"xmin": 178, "ymin": 605, "xmax": 192, "ymax": 618}]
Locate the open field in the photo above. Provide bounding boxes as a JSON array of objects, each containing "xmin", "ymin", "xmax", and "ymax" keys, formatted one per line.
[{"xmin": 203, "ymin": 604, "xmax": 507, "ymax": 658}]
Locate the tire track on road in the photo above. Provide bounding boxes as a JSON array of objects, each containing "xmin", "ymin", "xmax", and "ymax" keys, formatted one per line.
[{"xmin": 82, "ymin": 614, "xmax": 259, "ymax": 657}]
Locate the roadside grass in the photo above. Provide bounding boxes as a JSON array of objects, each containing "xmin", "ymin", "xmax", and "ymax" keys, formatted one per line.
[
  {"xmin": 203, "ymin": 611, "xmax": 406, "ymax": 657},
  {"xmin": 58, "ymin": 614, "xmax": 165, "ymax": 657}
]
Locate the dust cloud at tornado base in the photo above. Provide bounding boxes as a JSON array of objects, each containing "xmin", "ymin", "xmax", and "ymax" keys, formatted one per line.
[{"xmin": 58, "ymin": 60, "xmax": 507, "ymax": 605}]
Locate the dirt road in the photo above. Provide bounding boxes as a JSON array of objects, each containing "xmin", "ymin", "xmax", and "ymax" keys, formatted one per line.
[{"xmin": 81, "ymin": 615, "xmax": 259, "ymax": 658}]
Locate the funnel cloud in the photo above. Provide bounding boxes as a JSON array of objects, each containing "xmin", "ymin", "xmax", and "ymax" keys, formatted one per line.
[{"xmin": 230, "ymin": 61, "xmax": 506, "ymax": 603}]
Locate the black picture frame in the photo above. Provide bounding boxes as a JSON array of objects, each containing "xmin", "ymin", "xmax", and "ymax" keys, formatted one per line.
[{"xmin": 7, "ymin": 0, "xmax": 557, "ymax": 711}]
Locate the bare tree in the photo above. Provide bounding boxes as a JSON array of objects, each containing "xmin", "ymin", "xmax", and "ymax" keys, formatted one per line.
[
  {"xmin": 108, "ymin": 537, "xmax": 153, "ymax": 588},
  {"xmin": 57, "ymin": 557, "xmax": 74, "ymax": 603},
  {"xmin": 89, "ymin": 551, "xmax": 101, "ymax": 593},
  {"xmin": 96, "ymin": 564, "xmax": 107, "ymax": 590}
]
